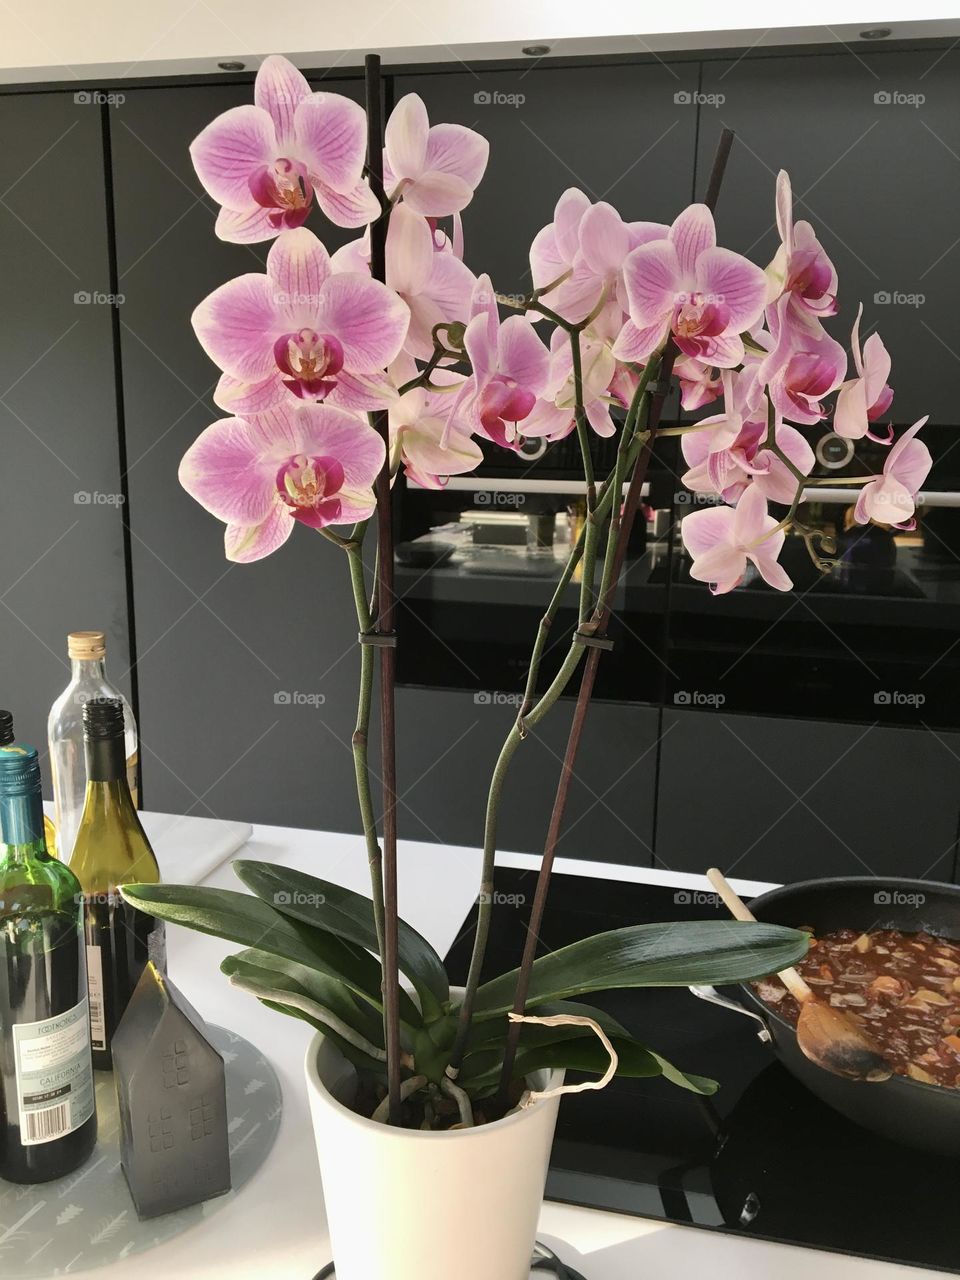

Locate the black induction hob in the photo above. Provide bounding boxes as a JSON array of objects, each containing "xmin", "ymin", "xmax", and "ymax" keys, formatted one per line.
[{"xmin": 443, "ymin": 868, "xmax": 960, "ymax": 1275}]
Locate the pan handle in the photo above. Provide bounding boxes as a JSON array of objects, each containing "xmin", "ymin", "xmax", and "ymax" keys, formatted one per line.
[{"xmin": 689, "ymin": 984, "xmax": 772, "ymax": 1043}]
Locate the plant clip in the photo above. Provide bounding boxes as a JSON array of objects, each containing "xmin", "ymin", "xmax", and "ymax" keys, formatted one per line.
[
  {"xmin": 358, "ymin": 630, "xmax": 398, "ymax": 648},
  {"xmin": 573, "ymin": 630, "xmax": 614, "ymax": 652},
  {"xmin": 644, "ymin": 380, "xmax": 661, "ymax": 395}
]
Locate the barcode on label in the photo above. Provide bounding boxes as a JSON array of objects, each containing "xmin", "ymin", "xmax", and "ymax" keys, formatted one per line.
[{"xmin": 23, "ymin": 1103, "xmax": 70, "ymax": 1143}]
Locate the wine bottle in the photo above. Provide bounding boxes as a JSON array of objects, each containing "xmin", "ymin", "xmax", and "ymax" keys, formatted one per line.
[
  {"xmin": 1, "ymin": 709, "xmax": 59, "ymax": 856},
  {"xmin": 48, "ymin": 631, "xmax": 139, "ymax": 863},
  {"xmin": 0, "ymin": 742, "xmax": 97, "ymax": 1182},
  {"xmin": 69, "ymin": 698, "xmax": 164, "ymax": 1070}
]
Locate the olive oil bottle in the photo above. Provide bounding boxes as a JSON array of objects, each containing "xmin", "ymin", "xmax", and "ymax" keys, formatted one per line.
[{"xmin": 69, "ymin": 699, "xmax": 164, "ymax": 1070}]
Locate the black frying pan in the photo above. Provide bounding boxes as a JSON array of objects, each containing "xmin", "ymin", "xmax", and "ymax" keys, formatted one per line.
[{"xmin": 695, "ymin": 876, "xmax": 960, "ymax": 1157}]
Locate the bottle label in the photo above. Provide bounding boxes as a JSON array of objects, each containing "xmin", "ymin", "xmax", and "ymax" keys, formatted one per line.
[
  {"xmin": 86, "ymin": 944, "xmax": 106, "ymax": 1052},
  {"xmin": 12, "ymin": 999, "xmax": 95, "ymax": 1145}
]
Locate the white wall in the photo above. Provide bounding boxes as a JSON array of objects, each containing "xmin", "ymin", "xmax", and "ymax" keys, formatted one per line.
[{"xmin": 2, "ymin": 0, "xmax": 958, "ymax": 84}]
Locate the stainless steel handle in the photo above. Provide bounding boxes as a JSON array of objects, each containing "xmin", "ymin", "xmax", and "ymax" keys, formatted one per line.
[{"xmin": 689, "ymin": 984, "xmax": 772, "ymax": 1043}]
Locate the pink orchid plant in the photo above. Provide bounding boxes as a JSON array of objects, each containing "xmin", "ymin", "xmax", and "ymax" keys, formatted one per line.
[{"xmin": 154, "ymin": 51, "xmax": 932, "ymax": 1136}]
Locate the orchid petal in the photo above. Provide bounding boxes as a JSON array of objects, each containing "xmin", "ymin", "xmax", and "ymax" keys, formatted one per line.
[
  {"xmin": 424, "ymin": 122, "xmax": 489, "ymax": 189},
  {"xmin": 611, "ymin": 316, "xmax": 668, "ymax": 363},
  {"xmin": 622, "ymin": 240, "xmax": 683, "ymax": 327},
  {"xmin": 225, "ymin": 501, "xmax": 294, "ymax": 563},
  {"xmin": 190, "ymin": 105, "xmax": 276, "ymax": 209},
  {"xmin": 317, "ymin": 274, "xmax": 410, "ymax": 370},
  {"xmin": 670, "ymin": 204, "xmax": 716, "ymax": 278},
  {"xmin": 402, "ymin": 171, "xmax": 474, "ymax": 217},
  {"xmin": 554, "ymin": 188, "xmax": 591, "ymax": 262},
  {"xmin": 775, "ymin": 170, "xmax": 794, "ymax": 255},
  {"xmin": 266, "ymin": 228, "xmax": 331, "ymax": 321},
  {"xmin": 192, "ymin": 274, "xmax": 279, "ymax": 382},
  {"xmin": 179, "ymin": 416, "xmax": 276, "ymax": 524},
  {"xmin": 385, "ymin": 94, "xmax": 429, "ymax": 179},
  {"xmin": 497, "ymin": 316, "xmax": 550, "ymax": 395},
  {"xmin": 214, "ymin": 372, "xmax": 285, "ymax": 415},
  {"xmin": 696, "ymin": 247, "xmax": 768, "ymax": 331},
  {"xmin": 315, "ymin": 179, "xmax": 381, "ymax": 228},
  {"xmin": 255, "ymin": 55, "xmax": 310, "ymax": 146},
  {"xmin": 690, "ymin": 544, "xmax": 748, "ymax": 594},
  {"xmin": 386, "ymin": 204, "xmax": 433, "ymax": 294},
  {"xmin": 295, "ymin": 93, "xmax": 367, "ymax": 194},
  {"xmin": 578, "ymin": 202, "xmax": 629, "ymax": 276},
  {"xmin": 215, "ymin": 205, "xmax": 281, "ymax": 244}
]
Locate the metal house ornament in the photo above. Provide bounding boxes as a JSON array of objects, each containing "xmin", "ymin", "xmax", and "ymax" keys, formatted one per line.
[{"xmin": 112, "ymin": 962, "xmax": 231, "ymax": 1218}]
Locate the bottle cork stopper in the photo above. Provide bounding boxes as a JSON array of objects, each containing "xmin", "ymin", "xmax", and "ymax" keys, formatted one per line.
[{"xmin": 68, "ymin": 630, "xmax": 106, "ymax": 660}]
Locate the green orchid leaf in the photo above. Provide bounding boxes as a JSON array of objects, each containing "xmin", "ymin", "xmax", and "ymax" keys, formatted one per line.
[
  {"xmin": 259, "ymin": 998, "xmax": 386, "ymax": 1077},
  {"xmin": 233, "ymin": 860, "xmax": 449, "ymax": 1019},
  {"xmin": 473, "ymin": 920, "xmax": 808, "ymax": 1017},
  {"xmin": 460, "ymin": 1034, "xmax": 716, "ymax": 1095},
  {"xmin": 120, "ymin": 881, "xmax": 422, "ymax": 1027},
  {"xmin": 220, "ymin": 950, "xmax": 386, "ymax": 1048}
]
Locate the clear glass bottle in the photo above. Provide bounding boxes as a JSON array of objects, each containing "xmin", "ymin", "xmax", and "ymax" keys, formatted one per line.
[
  {"xmin": 0, "ymin": 742, "xmax": 97, "ymax": 1182},
  {"xmin": 69, "ymin": 698, "xmax": 163, "ymax": 1070},
  {"xmin": 48, "ymin": 631, "xmax": 138, "ymax": 863}
]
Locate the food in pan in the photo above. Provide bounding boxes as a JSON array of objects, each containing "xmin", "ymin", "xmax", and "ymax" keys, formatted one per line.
[{"xmin": 753, "ymin": 927, "xmax": 960, "ymax": 1088}]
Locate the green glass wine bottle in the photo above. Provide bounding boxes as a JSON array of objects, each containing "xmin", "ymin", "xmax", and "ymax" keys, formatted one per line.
[
  {"xmin": 69, "ymin": 698, "xmax": 164, "ymax": 1070},
  {"xmin": 0, "ymin": 742, "xmax": 97, "ymax": 1182}
]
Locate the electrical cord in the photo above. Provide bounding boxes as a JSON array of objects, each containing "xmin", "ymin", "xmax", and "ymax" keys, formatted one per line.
[{"xmin": 312, "ymin": 1241, "xmax": 587, "ymax": 1278}]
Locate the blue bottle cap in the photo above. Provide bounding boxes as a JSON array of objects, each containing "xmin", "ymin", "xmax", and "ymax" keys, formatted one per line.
[{"xmin": 0, "ymin": 743, "xmax": 42, "ymax": 798}]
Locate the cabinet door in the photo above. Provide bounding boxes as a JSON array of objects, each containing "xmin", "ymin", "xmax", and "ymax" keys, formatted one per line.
[
  {"xmin": 0, "ymin": 91, "xmax": 129, "ymax": 772},
  {"xmin": 109, "ymin": 80, "xmax": 374, "ymax": 827},
  {"xmin": 656, "ymin": 708, "xmax": 960, "ymax": 883},
  {"xmin": 397, "ymin": 688, "xmax": 659, "ymax": 865},
  {"xmin": 697, "ymin": 48, "xmax": 960, "ymax": 426}
]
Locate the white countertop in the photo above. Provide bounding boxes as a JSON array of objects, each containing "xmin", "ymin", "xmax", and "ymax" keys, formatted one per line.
[{"xmin": 66, "ymin": 819, "xmax": 942, "ymax": 1280}]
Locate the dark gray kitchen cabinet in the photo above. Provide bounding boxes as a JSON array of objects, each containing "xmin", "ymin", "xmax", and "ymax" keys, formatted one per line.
[
  {"xmin": 655, "ymin": 707, "xmax": 960, "ymax": 883},
  {"xmin": 697, "ymin": 48, "xmax": 960, "ymax": 428},
  {"xmin": 0, "ymin": 90, "xmax": 131, "ymax": 782},
  {"xmin": 396, "ymin": 61, "xmax": 699, "ymax": 293}
]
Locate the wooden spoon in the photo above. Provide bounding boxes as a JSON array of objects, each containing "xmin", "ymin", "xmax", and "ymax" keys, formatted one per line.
[{"xmin": 706, "ymin": 868, "xmax": 892, "ymax": 1083}]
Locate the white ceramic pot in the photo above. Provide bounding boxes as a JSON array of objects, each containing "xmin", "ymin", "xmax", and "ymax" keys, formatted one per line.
[{"xmin": 304, "ymin": 1031, "xmax": 563, "ymax": 1280}]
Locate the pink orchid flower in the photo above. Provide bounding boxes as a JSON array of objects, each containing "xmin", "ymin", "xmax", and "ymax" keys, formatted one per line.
[
  {"xmin": 190, "ymin": 55, "xmax": 379, "ymax": 240},
  {"xmin": 834, "ymin": 303, "xmax": 894, "ymax": 441},
  {"xmin": 523, "ymin": 327, "xmax": 620, "ymax": 441},
  {"xmin": 446, "ymin": 275, "xmax": 550, "ymax": 450},
  {"xmin": 192, "ymin": 227, "xmax": 409, "ymax": 415},
  {"xmin": 330, "ymin": 204, "xmax": 475, "ymax": 359},
  {"xmin": 853, "ymin": 417, "xmax": 931, "ymax": 530},
  {"xmin": 765, "ymin": 170, "xmax": 838, "ymax": 322},
  {"xmin": 675, "ymin": 355, "xmax": 723, "ymax": 411},
  {"xmin": 179, "ymin": 402, "xmax": 385, "ymax": 562},
  {"xmin": 681, "ymin": 484, "xmax": 793, "ymax": 595},
  {"xmin": 388, "ymin": 359, "xmax": 482, "ymax": 489},
  {"xmin": 614, "ymin": 205, "xmax": 767, "ymax": 368},
  {"xmin": 759, "ymin": 296, "xmax": 846, "ymax": 425},
  {"xmin": 530, "ymin": 188, "xmax": 668, "ymax": 324},
  {"xmin": 383, "ymin": 94, "xmax": 489, "ymax": 217}
]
